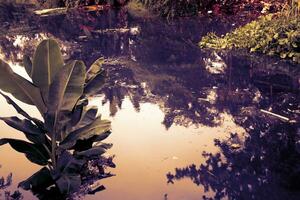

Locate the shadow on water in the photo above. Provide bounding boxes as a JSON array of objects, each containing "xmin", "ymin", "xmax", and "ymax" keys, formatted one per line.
[{"xmin": 0, "ymin": 4, "xmax": 300, "ymax": 199}]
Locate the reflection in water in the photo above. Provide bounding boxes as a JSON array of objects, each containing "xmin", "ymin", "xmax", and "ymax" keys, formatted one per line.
[
  {"xmin": 0, "ymin": 5, "xmax": 299, "ymax": 200},
  {"xmin": 167, "ymin": 107, "xmax": 300, "ymax": 200},
  {"xmin": 0, "ymin": 172, "xmax": 12, "ymax": 190},
  {"xmin": 88, "ymin": 97, "xmax": 245, "ymax": 200},
  {"xmin": 101, "ymin": 54, "xmax": 299, "ymax": 129},
  {"xmin": 0, "ymin": 171, "xmax": 23, "ymax": 200}
]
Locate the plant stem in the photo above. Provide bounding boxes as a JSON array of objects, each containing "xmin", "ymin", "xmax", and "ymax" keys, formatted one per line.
[
  {"xmin": 42, "ymin": 143, "xmax": 52, "ymax": 159},
  {"xmin": 51, "ymin": 133, "xmax": 57, "ymax": 168}
]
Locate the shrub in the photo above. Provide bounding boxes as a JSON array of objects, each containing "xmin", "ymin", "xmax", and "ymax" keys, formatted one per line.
[{"xmin": 200, "ymin": 13, "xmax": 300, "ymax": 63}]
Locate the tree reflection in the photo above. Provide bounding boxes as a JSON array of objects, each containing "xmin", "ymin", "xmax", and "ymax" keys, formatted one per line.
[
  {"xmin": 0, "ymin": 171, "xmax": 23, "ymax": 200},
  {"xmin": 167, "ymin": 93, "xmax": 300, "ymax": 200}
]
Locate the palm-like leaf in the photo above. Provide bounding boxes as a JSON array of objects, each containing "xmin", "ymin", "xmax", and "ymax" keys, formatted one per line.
[
  {"xmin": 31, "ymin": 39, "xmax": 64, "ymax": 101},
  {"xmin": 48, "ymin": 60, "xmax": 86, "ymax": 113},
  {"xmin": 75, "ymin": 143, "xmax": 112, "ymax": 158},
  {"xmin": 84, "ymin": 69, "xmax": 106, "ymax": 97},
  {"xmin": 23, "ymin": 55, "xmax": 33, "ymax": 78},
  {"xmin": 0, "ymin": 91, "xmax": 45, "ymax": 130},
  {"xmin": 52, "ymin": 151, "xmax": 85, "ymax": 194},
  {"xmin": 19, "ymin": 167, "xmax": 53, "ymax": 190},
  {"xmin": 60, "ymin": 117, "xmax": 111, "ymax": 149},
  {"xmin": 67, "ymin": 106, "xmax": 98, "ymax": 133},
  {"xmin": 0, "ymin": 60, "xmax": 47, "ymax": 114},
  {"xmin": 86, "ymin": 57, "xmax": 104, "ymax": 82},
  {"xmin": 0, "ymin": 138, "xmax": 49, "ymax": 165},
  {"xmin": 0, "ymin": 117, "xmax": 46, "ymax": 144}
]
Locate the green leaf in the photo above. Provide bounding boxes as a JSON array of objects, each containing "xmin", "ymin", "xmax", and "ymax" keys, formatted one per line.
[
  {"xmin": 69, "ymin": 104, "xmax": 85, "ymax": 127},
  {"xmin": 0, "ymin": 59, "xmax": 47, "ymax": 114},
  {"xmin": 86, "ymin": 57, "xmax": 104, "ymax": 82},
  {"xmin": 84, "ymin": 69, "xmax": 106, "ymax": 97},
  {"xmin": 31, "ymin": 39, "xmax": 64, "ymax": 100},
  {"xmin": 60, "ymin": 117, "xmax": 111, "ymax": 149},
  {"xmin": 67, "ymin": 106, "xmax": 98, "ymax": 133},
  {"xmin": 55, "ymin": 174, "xmax": 81, "ymax": 194},
  {"xmin": 52, "ymin": 151, "xmax": 85, "ymax": 194},
  {"xmin": 94, "ymin": 142, "xmax": 113, "ymax": 149},
  {"xmin": 55, "ymin": 152, "xmax": 84, "ymax": 178},
  {"xmin": 48, "ymin": 60, "xmax": 86, "ymax": 113},
  {"xmin": 23, "ymin": 55, "xmax": 32, "ymax": 78},
  {"xmin": 75, "ymin": 145, "xmax": 106, "ymax": 158},
  {"xmin": 0, "ymin": 91, "xmax": 45, "ymax": 130},
  {"xmin": 19, "ymin": 167, "xmax": 53, "ymax": 190},
  {"xmin": 0, "ymin": 138, "xmax": 49, "ymax": 165},
  {"xmin": 0, "ymin": 116, "xmax": 46, "ymax": 144},
  {"xmin": 73, "ymin": 131, "xmax": 111, "ymax": 152},
  {"xmin": 55, "ymin": 151, "xmax": 85, "ymax": 175}
]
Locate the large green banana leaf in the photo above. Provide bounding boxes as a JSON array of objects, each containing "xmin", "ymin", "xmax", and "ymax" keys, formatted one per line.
[
  {"xmin": 59, "ymin": 117, "xmax": 111, "ymax": 149},
  {"xmin": 0, "ymin": 91, "xmax": 45, "ymax": 129},
  {"xmin": 0, "ymin": 59, "xmax": 47, "ymax": 114},
  {"xmin": 67, "ymin": 106, "xmax": 98, "ymax": 133},
  {"xmin": 86, "ymin": 57, "xmax": 104, "ymax": 82},
  {"xmin": 48, "ymin": 60, "xmax": 86, "ymax": 113},
  {"xmin": 84, "ymin": 69, "xmax": 106, "ymax": 97},
  {"xmin": 0, "ymin": 138, "xmax": 49, "ymax": 165},
  {"xmin": 31, "ymin": 39, "xmax": 64, "ymax": 101},
  {"xmin": 0, "ymin": 117, "xmax": 46, "ymax": 144},
  {"xmin": 23, "ymin": 55, "xmax": 33, "ymax": 78},
  {"xmin": 19, "ymin": 167, "xmax": 54, "ymax": 190}
]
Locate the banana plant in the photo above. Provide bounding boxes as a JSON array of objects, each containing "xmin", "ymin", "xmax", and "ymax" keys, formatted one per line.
[{"xmin": 0, "ymin": 39, "xmax": 111, "ymax": 196}]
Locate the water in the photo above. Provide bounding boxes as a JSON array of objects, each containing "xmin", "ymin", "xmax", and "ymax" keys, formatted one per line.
[{"xmin": 0, "ymin": 7, "xmax": 299, "ymax": 200}]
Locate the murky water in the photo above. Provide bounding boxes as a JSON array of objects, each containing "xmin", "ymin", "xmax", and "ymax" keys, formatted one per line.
[{"xmin": 0, "ymin": 7, "xmax": 299, "ymax": 200}]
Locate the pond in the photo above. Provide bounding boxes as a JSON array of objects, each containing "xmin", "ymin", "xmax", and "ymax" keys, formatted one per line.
[{"xmin": 0, "ymin": 6, "xmax": 299, "ymax": 200}]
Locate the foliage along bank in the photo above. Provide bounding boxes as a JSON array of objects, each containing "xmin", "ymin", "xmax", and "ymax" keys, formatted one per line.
[{"xmin": 200, "ymin": 11, "xmax": 300, "ymax": 64}]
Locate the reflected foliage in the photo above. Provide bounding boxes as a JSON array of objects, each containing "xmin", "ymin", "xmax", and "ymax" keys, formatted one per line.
[
  {"xmin": 0, "ymin": 173, "xmax": 12, "ymax": 190},
  {"xmin": 100, "ymin": 51, "xmax": 299, "ymax": 129},
  {"xmin": 167, "ymin": 93, "xmax": 300, "ymax": 199},
  {"xmin": 0, "ymin": 171, "xmax": 23, "ymax": 200}
]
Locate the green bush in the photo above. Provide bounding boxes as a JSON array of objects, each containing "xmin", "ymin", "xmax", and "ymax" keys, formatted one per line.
[{"xmin": 200, "ymin": 13, "xmax": 300, "ymax": 63}]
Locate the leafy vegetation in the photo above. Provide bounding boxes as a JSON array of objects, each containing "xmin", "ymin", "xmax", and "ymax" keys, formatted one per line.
[
  {"xmin": 138, "ymin": 0, "xmax": 283, "ymax": 19},
  {"xmin": 200, "ymin": 4, "xmax": 300, "ymax": 63},
  {"xmin": 0, "ymin": 39, "xmax": 112, "ymax": 197}
]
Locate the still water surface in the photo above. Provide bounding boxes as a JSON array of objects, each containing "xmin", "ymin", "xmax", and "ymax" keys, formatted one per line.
[{"xmin": 0, "ymin": 7, "xmax": 299, "ymax": 200}]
